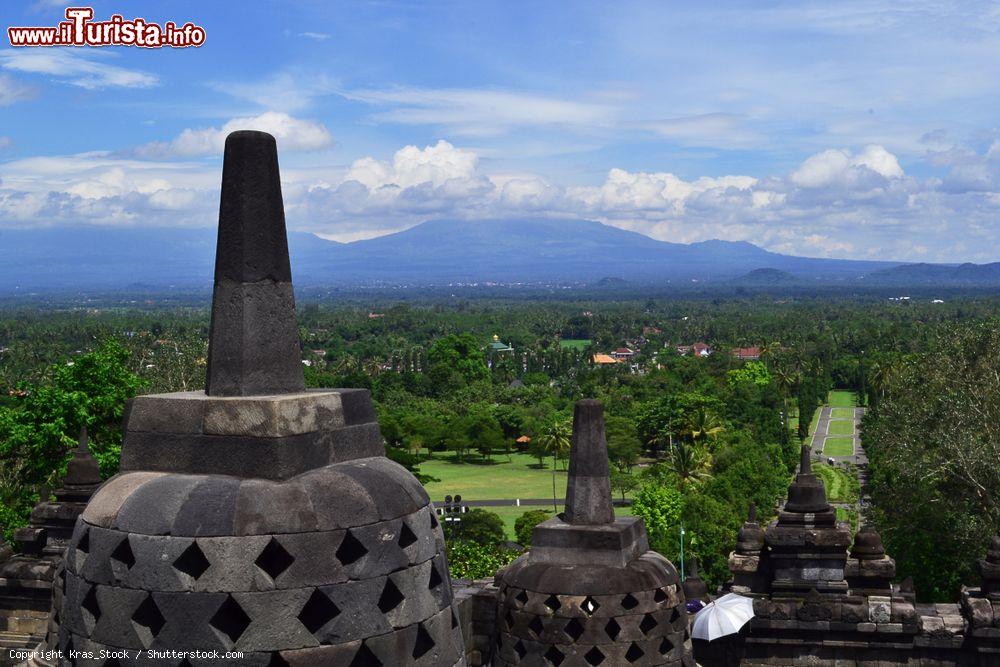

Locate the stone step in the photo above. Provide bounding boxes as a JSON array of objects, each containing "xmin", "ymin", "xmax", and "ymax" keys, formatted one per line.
[{"xmin": 0, "ymin": 630, "xmax": 36, "ymax": 648}]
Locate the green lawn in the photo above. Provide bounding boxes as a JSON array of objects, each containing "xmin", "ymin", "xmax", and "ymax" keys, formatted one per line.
[
  {"xmin": 559, "ymin": 339, "xmax": 592, "ymax": 350},
  {"xmin": 485, "ymin": 505, "xmax": 634, "ymax": 541},
  {"xmin": 830, "ymin": 408, "xmax": 854, "ymax": 419},
  {"xmin": 829, "ymin": 391, "xmax": 858, "ymax": 408},
  {"xmin": 828, "ymin": 420, "xmax": 854, "ymax": 436},
  {"xmin": 822, "ymin": 437, "xmax": 855, "ymax": 456},
  {"xmin": 421, "ymin": 452, "xmax": 568, "ymax": 502},
  {"xmin": 808, "ymin": 405, "xmax": 822, "ymax": 435},
  {"xmin": 813, "ymin": 463, "xmax": 858, "ymax": 503},
  {"xmin": 836, "ymin": 507, "xmax": 859, "ymax": 533}
]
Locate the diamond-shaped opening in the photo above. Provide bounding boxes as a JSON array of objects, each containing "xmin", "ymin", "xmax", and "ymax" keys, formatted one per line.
[
  {"xmin": 584, "ymin": 646, "xmax": 605, "ymax": 666},
  {"xmin": 255, "ymin": 537, "xmax": 295, "ymax": 581},
  {"xmin": 621, "ymin": 593, "xmax": 639, "ymax": 610},
  {"xmin": 626, "ymin": 642, "xmax": 645, "ymax": 663},
  {"xmin": 654, "ymin": 588, "xmax": 668, "ymax": 603},
  {"xmin": 377, "ymin": 579, "xmax": 405, "ymax": 614},
  {"xmin": 298, "ymin": 589, "xmax": 340, "ymax": 635},
  {"xmin": 669, "ymin": 606, "xmax": 680, "ymax": 623},
  {"xmin": 639, "ymin": 613, "xmax": 658, "ymax": 635},
  {"xmin": 428, "ymin": 562, "xmax": 443, "ymax": 590},
  {"xmin": 210, "ymin": 595, "xmax": 252, "ymax": 646},
  {"xmin": 132, "ymin": 594, "xmax": 166, "ymax": 640},
  {"xmin": 430, "ymin": 512, "xmax": 439, "ymax": 530},
  {"xmin": 451, "ymin": 608, "xmax": 459, "ymax": 629},
  {"xmin": 528, "ymin": 614, "xmax": 544, "ymax": 637},
  {"xmin": 267, "ymin": 653, "xmax": 290, "ymax": 667},
  {"xmin": 173, "ymin": 541, "xmax": 211, "ymax": 580},
  {"xmin": 336, "ymin": 530, "xmax": 369, "ymax": 566},
  {"xmin": 398, "ymin": 522, "xmax": 418, "ymax": 549},
  {"xmin": 564, "ymin": 617, "xmax": 584, "ymax": 642},
  {"xmin": 514, "ymin": 640, "xmax": 527, "ymax": 659},
  {"xmin": 77, "ymin": 528, "xmax": 90, "ymax": 554},
  {"xmin": 544, "ymin": 594, "xmax": 561, "ymax": 612},
  {"xmin": 659, "ymin": 636, "xmax": 674, "ymax": 654},
  {"xmin": 515, "ymin": 589, "xmax": 529, "ymax": 607},
  {"xmin": 412, "ymin": 622, "xmax": 435, "ymax": 659},
  {"xmin": 582, "ymin": 595, "xmax": 600, "ymax": 615},
  {"xmin": 81, "ymin": 586, "xmax": 101, "ymax": 623},
  {"xmin": 605, "ymin": 618, "xmax": 621, "ymax": 640},
  {"xmin": 544, "ymin": 645, "xmax": 566, "ymax": 666},
  {"xmin": 349, "ymin": 642, "xmax": 382, "ymax": 667}
]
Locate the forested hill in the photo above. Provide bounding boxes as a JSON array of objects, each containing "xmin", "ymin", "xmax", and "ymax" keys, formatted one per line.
[{"xmin": 1, "ymin": 218, "xmax": 994, "ymax": 291}]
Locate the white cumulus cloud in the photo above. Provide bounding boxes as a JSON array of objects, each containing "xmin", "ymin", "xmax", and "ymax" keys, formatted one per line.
[
  {"xmin": 136, "ymin": 112, "xmax": 333, "ymax": 158},
  {"xmin": 791, "ymin": 145, "xmax": 903, "ymax": 187},
  {"xmin": 0, "ymin": 50, "xmax": 157, "ymax": 90}
]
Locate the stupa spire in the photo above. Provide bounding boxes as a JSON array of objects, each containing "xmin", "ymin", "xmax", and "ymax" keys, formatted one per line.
[
  {"xmin": 563, "ymin": 399, "xmax": 614, "ymax": 525},
  {"xmin": 206, "ymin": 130, "xmax": 304, "ymax": 396}
]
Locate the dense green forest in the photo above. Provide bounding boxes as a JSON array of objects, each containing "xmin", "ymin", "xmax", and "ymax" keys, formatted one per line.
[{"xmin": 1, "ymin": 294, "xmax": 998, "ymax": 598}]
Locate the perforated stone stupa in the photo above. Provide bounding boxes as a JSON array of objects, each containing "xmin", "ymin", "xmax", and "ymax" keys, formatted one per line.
[
  {"xmin": 494, "ymin": 399, "xmax": 692, "ymax": 666},
  {"xmin": 47, "ymin": 130, "xmax": 465, "ymax": 666}
]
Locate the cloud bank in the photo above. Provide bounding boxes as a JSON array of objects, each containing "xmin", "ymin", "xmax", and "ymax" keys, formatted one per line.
[{"xmin": 1, "ymin": 132, "xmax": 996, "ymax": 262}]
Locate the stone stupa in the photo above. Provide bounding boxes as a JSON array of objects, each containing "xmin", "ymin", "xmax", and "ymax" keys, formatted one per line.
[
  {"xmin": 765, "ymin": 445, "xmax": 852, "ymax": 598},
  {"xmin": 47, "ymin": 130, "xmax": 465, "ymax": 666},
  {"xmin": 1, "ymin": 428, "xmax": 101, "ymax": 650},
  {"xmin": 494, "ymin": 399, "xmax": 692, "ymax": 666}
]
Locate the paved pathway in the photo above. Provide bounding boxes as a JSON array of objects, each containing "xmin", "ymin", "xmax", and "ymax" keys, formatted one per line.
[{"xmin": 807, "ymin": 398, "xmax": 870, "ymax": 523}]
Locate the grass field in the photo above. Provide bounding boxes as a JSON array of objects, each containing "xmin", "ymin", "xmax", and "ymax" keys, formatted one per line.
[
  {"xmin": 828, "ymin": 420, "xmax": 854, "ymax": 436},
  {"xmin": 836, "ymin": 507, "xmax": 859, "ymax": 533},
  {"xmin": 559, "ymin": 339, "xmax": 592, "ymax": 350},
  {"xmin": 485, "ymin": 505, "xmax": 634, "ymax": 541},
  {"xmin": 831, "ymin": 408, "xmax": 854, "ymax": 419},
  {"xmin": 813, "ymin": 463, "xmax": 859, "ymax": 503},
  {"xmin": 823, "ymin": 437, "xmax": 855, "ymax": 456},
  {"xmin": 421, "ymin": 452, "xmax": 568, "ymax": 502},
  {"xmin": 829, "ymin": 391, "xmax": 859, "ymax": 407},
  {"xmin": 808, "ymin": 405, "xmax": 822, "ymax": 435}
]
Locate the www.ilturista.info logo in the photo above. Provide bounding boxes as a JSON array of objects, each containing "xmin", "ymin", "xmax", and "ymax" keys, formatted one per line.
[{"xmin": 8, "ymin": 7, "xmax": 205, "ymax": 48}]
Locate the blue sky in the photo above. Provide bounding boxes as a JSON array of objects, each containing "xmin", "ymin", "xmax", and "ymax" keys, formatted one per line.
[{"xmin": 1, "ymin": 1, "xmax": 999, "ymax": 261}]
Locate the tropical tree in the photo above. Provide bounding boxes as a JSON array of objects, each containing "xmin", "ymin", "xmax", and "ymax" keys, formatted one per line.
[
  {"xmin": 666, "ymin": 442, "xmax": 713, "ymax": 487},
  {"xmin": 684, "ymin": 406, "xmax": 725, "ymax": 447},
  {"xmin": 537, "ymin": 420, "xmax": 571, "ymax": 469},
  {"xmin": 537, "ymin": 419, "xmax": 571, "ymax": 511}
]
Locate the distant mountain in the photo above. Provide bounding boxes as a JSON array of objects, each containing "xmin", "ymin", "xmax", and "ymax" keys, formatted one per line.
[
  {"xmin": 0, "ymin": 218, "xmax": 991, "ymax": 292},
  {"xmin": 865, "ymin": 262, "xmax": 1000, "ymax": 286}
]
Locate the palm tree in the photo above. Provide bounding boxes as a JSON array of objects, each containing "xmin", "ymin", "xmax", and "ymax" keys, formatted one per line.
[
  {"xmin": 667, "ymin": 441, "xmax": 713, "ymax": 487},
  {"xmin": 684, "ymin": 407, "xmax": 725, "ymax": 447},
  {"xmin": 538, "ymin": 420, "xmax": 572, "ymax": 469},
  {"xmin": 868, "ymin": 358, "xmax": 896, "ymax": 406},
  {"xmin": 331, "ymin": 353, "xmax": 360, "ymax": 375},
  {"xmin": 772, "ymin": 364, "xmax": 801, "ymax": 429},
  {"xmin": 537, "ymin": 420, "xmax": 572, "ymax": 512}
]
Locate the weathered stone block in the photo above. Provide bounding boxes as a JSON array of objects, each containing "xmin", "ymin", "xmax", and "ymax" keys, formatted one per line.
[
  {"xmin": 890, "ymin": 600, "xmax": 916, "ymax": 624},
  {"xmin": 858, "ymin": 557, "xmax": 895, "ymax": 578},
  {"xmin": 868, "ymin": 596, "xmax": 891, "ymax": 623},
  {"xmin": 966, "ymin": 596, "xmax": 993, "ymax": 628}
]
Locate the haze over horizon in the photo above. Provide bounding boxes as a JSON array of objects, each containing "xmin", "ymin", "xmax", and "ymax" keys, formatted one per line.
[{"xmin": 2, "ymin": 2, "xmax": 1000, "ymax": 263}]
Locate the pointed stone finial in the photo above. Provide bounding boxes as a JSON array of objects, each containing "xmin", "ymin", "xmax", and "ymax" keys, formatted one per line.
[
  {"xmin": 563, "ymin": 399, "xmax": 614, "ymax": 525},
  {"xmin": 748, "ymin": 501, "xmax": 757, "ymax": 523},
  {"xmin": 64, "ymin": 426, "xmax": 101, "ymax": 487},
  {"xmin": 206, "ymin": 130, "xmax": 305, "ymax": 396},
  {"xmin": 783, "ymin": 443, "xmax": 830, "ymax": 513}
]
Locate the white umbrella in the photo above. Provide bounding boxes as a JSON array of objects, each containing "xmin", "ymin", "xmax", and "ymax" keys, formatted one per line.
[{"xmin": 691, "ymin": 592, "xmax": 755, "ymax": 641}]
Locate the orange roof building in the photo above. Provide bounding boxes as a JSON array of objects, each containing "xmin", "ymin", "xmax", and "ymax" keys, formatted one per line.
[{"xmin": 592, "ymin": 353, "xmax": 621, "ymax": 365}]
